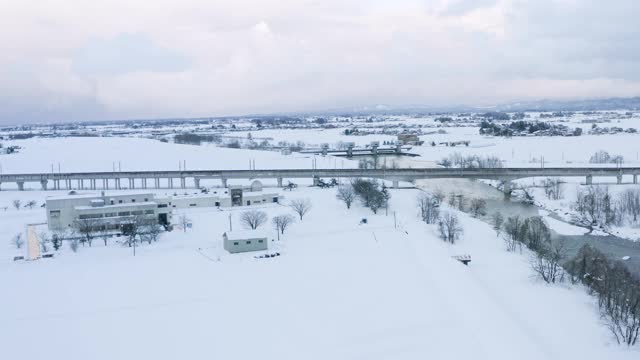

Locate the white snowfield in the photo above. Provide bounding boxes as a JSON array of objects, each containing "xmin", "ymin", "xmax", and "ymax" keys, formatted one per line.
[
  {"xmin": 0, "ymin": 137, "xmax": 355, "ymax": 174},
  {"xmin": 0, "ymin": 137, "xmax": 638, "ymax": 359},
  {"xmin": 0, "ymin": 187, "xmax": 636, "ymax": 359}
]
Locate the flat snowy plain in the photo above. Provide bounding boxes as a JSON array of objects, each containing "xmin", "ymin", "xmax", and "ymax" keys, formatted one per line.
[{"xmin": 1, "ymin": 134, "xmax": 639, "ymax": 359}]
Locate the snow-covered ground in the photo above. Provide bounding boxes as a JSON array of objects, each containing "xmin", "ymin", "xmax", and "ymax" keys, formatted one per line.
[
  {"xmin": 2, "ymin": 135, "xmax": 640, "ymax": 358},
  {"xmin": 2, "ymin": 186, "xmax": 638, "ymax": 359}
]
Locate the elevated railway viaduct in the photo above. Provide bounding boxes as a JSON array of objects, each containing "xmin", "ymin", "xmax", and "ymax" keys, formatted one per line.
[{"xmin": 1, "ymin": 167, "xmax": 639, "ymax": 192}]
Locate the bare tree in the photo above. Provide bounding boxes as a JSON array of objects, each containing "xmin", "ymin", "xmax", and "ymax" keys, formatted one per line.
[
  {"xmin": 25, "ymin": 200, "xmax": 37, "ymax": 209},
  {"xmin": 12, "ymin": 200, "xmax": 21, "ymax": 210},
  {"xmin": 417, "ymin": 193, "xmax": 440, "ymax": 224},
  {"xmin": 492, "ymin": 212, "xmax": 504, "ymax": 237},
  {"xmin": 437, "ymin": 212, "xmax": 463, "ymax": 244},
  {"xmin": 38, "ymin": 231, "xmax": 50, "ymax": 252},
  {"xmin": 272, "ymin": 214, "xmax": 295, "ymax": 240},
  {"xmin": 525, "ymin": 217, "xmax": 551, "ymax": 252},
  {"xmin": 531, "ymin": 241, "xmax": 566, "ymax": 284},
  {"xmin": 455, "ymin": 194, "xmax": 467, "ymax": 212},
  {"xmin": 336, "ymin": 185, "xmax": 356, "ymax": 209},
  {"xmin": 241, "ymin": 210, "xmax": 268, "ymax": 230},
  {"xmin": 178, "ymin": 214, "xmax": 192, "ymax": 232},
  {"xmin": 289, "ymin": 199, "xmax": 312, "ymax": 220},
  {"xmin": 503, "ymin": 216, "xmax": 527, "ymax": 252},
  {"xmin": 74, "ymin": 218, "xmax": 100, "ymax": 247},
  {"xmin": 11, "ymin": 233, "xmax": 24, "ymax": 249},
  {"xmin": 469, "ymin": 198, "xmax": 487, "ymax": 217},
  {"xmin": 96, "ymin": 229, "xmax": 111, "ymax": 246},
  {"xmin": 140, "ymin": 221, "xmax": 163, "ymax": 244},
  {"xmin": 619, "ymin": 188, "xmax": 640, "ymax": 223}
]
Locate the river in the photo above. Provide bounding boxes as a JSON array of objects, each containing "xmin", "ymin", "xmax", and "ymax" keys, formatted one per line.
[{"xmin": 415, "ymin": 178, "xmax": 640, "ymax": 274}]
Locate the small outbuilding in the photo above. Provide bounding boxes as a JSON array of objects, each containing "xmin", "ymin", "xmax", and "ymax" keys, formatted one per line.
[{"xmin": 223, "ymin": 230, "xmax": 269, "ymax": 254}]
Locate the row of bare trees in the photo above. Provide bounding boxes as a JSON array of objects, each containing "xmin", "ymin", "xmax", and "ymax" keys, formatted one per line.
[
  {"xmin": 10, "ymin": 199, "xmax": 38, "ymax": 210},
  {"xmin": 238, "ymin": 199, "xmax": 312, "ymax": 239},
  {"xmin": 565, "ymin": 245, "xmax": 640, "ymax": 346},
  {"xmin": 415, "ymin": 192, "xmax": 463, "ymax": 244},
  {"xmin": 573, "ymin": 185, "xmax": 640, "ymax": 228},
  {"xmin": 438, "ymin": 153, "xmax": 503, "ymax": 169}
]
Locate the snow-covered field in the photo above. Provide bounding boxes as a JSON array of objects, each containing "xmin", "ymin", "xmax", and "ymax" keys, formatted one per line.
[{"xmin": 1, "ymin": 135, "xmax": 640, "ymax": 359}]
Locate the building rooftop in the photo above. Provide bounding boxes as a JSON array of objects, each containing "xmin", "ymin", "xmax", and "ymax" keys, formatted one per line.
[
  {"xmin": 223, "ymin": 230, "xmax": 271, "ymax": 240},
  {"xmin": 46, "ymin": 191, "xmax": 155, "ymax": 201}
]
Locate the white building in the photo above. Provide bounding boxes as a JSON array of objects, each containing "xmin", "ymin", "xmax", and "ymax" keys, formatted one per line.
[
  {"xmin": 45, "ymin": 182, "xmax": 281, "ymax": 232},
  {"xmin": 223, "ymin": 230, "xmax": 269, "ymax": 254},
  {"xmin": 46, "ymin": 192, "xmax": 172, "ymax": 232}
]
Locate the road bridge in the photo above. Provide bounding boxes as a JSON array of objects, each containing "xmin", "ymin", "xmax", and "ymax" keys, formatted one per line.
[{"xmin": 1, "ymin": 167, "xmax": 639, "ymax": 192}]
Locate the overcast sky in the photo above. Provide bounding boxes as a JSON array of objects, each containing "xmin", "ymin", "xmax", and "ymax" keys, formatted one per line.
[{"xmin": 1, "ymin": 0, "xmax": 639, "ymax": 124}]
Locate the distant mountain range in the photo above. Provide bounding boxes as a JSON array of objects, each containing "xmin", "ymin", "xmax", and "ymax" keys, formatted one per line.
[{"xmin": 316, "ymin": 97, "xmax": 640, "ymax": 116}]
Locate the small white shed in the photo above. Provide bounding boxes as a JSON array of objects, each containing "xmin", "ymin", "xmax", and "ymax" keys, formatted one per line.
[{"xmin": 223, "ymin": 230, "xmax": 269, "ymax": 254}]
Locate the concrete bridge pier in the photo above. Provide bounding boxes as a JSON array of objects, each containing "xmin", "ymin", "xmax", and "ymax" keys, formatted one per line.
[
  {"xmin": 180, "ymin": 177, "xmax": 186, "ymax": 189},
  {"xmin": 116, "ymin": 178, "xmax": 121, "ymax": 190},
  {"xmin": 142, "ymin": 178, "xmax": 147, "ymax": 189},
  {"xmin": 277, "ymin": 177, "xmax": 283, "ymax": 187},
  {"xmin": 617, "ymin": 174, "xmax": 623, "ymax": 185},
  {"xmin": 90, "ymin": 179, "xmax": 96, "ymax": 190},
  {"xmin": 40, "ymin": 180, "xmax": 48, "ymax": 190},
  {"xmin": 17, "ymin": 181, "xmax": 24, "ymax": 191},
  {"xmin": 154, "ymin": 178, "xmax": 160, "ymax": 189},
  {"xmin": 168, "ymin": 178, "xmax": 174, "ymax": 189},
  {"xmin": 502, "ymin": 180, "xmax": 513, "ymax": 199},
  {"xmin": 634, "ymin": 175, "xmax": 638, "ymax": 184},
  {"xmin": 79, "ymin": 179, "xmax": 84, "ymax": 189},
  {"xmin": 586, "ymin": 175, "xmax": 593, "ymax": 185},
  {"xmin": 194, "ymin": 178, "xmax": 200, "ymax": 189},
  {"xmin": 221, "ymin": 178, "xmax": 228, "ymax": 188},
  {"xmin": 103, "ymin": 179, "xmax": 108, "ymax": 190}
]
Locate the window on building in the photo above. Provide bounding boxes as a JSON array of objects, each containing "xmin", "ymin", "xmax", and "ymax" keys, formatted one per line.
[
  {"xmin": 158, "ymin": 204, "xmax": 168, "ymax": 208},
  {"xmin": 105, "ymin": 212, "xmax": 117, "ymax": 217},
  {"xmin": 246, "ymin": 240, "xmax": 251, "ymax": 244},
  {"xmin": 78, "ymin": 213, "xmax": 103, "ymax": 219},
  {"xmin": 144, "ymin": 198, "xmax": 148, "ymax": 202},
  {"xmin": 189, "ymin": 203, "xmax": 196, "ymax": 207},
  {"xmin": 258, "ymin": 239, "xmax": 263, "ymax": 243},
  {"xmin": 131, "ymin": 210, "xmax": 143, "ymax": 215},
  {"xmin": 110, "ymin": 200, "xmax": 114, "ymax": 205},
  {"xmin": 272, "ymin": 197, "xmax": 278, "ymax": 203},
  {"xmin": 118, "ymin": 211, "xmax": 130, "ymax": 216},
  {"xmin": 49, "ymin": 210, "xmax": 61, "ymax": 218},
  {"xmin": 233, "ymin": 242, "xmax": 239, "ymax": 246},
  {"xmin": 131, "ymin": 199, "xmax": 136, "ymax": 203},
  {"xmin": 118, "ymin": 200, "xmax": 123, "ymax": 204},
  {"xmin": 246, "ymin": 201, "xmax": 251, "ymax": 206},
  {"xmin": 215, "ymin": 201, "xmax": 220, "ymax": 207}
]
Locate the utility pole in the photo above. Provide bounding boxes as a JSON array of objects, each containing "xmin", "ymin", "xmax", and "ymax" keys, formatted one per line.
[{"xmin": 229, "ymin": 213, "xmax": 233, "ymax": 231}]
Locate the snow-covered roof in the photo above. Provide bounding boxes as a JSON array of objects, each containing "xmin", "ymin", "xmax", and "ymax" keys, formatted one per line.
[
  {"xmin": 223, "ymin": 230, "xmax": 270, "ymax": 240},
  {"xmin": 47, "ymin": 191, "xmax": 155, "ymax": 201}
]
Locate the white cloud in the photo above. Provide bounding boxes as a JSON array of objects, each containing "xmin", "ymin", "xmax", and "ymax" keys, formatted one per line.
[{"xmin": 0, "ymin": 0, "xmax": 639, "ymax": 123}]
